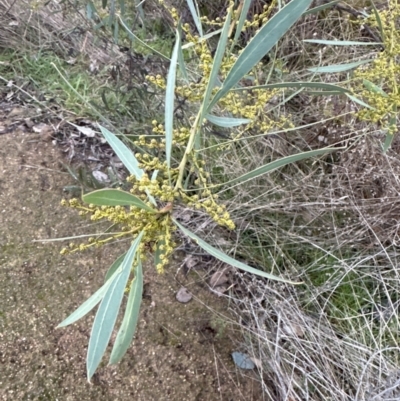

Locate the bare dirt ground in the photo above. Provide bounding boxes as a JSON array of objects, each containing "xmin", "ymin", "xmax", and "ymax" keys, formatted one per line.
[{"xmin": 0, "ymin": 103, "xmax": 264, "ymax": 400}]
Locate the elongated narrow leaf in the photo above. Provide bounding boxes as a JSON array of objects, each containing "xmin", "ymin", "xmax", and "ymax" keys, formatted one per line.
[
  {"xmin": 231, "ymin": 81, "xmax": 350, "ymax": 93},
  {"xmin": 209, "ymin": 0, "xmax": 313, "ymax": 109},
  {"xmin": 206, "ymin": 114, "xmax": 251, "ymax": 127},
  {"xmin": 304, "ymin": 0, "xmax": 340, "ymax": 15},
  {"xmin": 225, "ymin": 147, "xmax": 339, "ymax": 186},
  {"xmin": 383, "ymin": 107, "xmax": 397, "ymax": 153},
  {"xmin": 98, "ymin": 125, "xmax": 156, "ymax": 206},
  {"xmin": 109, "ymin": 260, "xmax": 143, "ymax": 364},
  {"xmin": 304, "ymin": 39, "xmax": 382, "ymax": 46},
  {"xmin": 345, "ymin": 93, "xmax": 375, "ymax": 109},
  {"xmin": 57, "ymin": 258, "xmax": 126, "ymax": 328},
  {"xmin": 372, "ymin": 1, "xmax": 384, "ymax": 42},
  {"xmin": 182, "ymin": 29, "xmax": 222, "ymax": 49},
  {"xmin": 105, "ymin": 252, "xmax": 127, "ymax": 283},
  {"xmin": 308, "ymin": 59, "xmax": 372, "ymax": 73},
  {"xmin": 231, "ymin": 0, "xmax": 252, "ymax": 49},
  {"xmin": 109, "ymin": 0, "xmax": 116, "ymax": 27},
  {"xmin": 304, "ymin": 90, "xmax": 343, "ymax": 96},
  {"xmin": 202, "ymin": 6, "xmax": 232, "ymax": 113},
  {"xmin": 174, "ymin": 220, "xmax": 300, "ymax": 284},
  {"xmin": 383, "ymin": 131, "xmax": 395, "ymax": 153},
  {"xmin": 98, "ymin": 125, "xmax": 143, "ymax": 178},
  {"xmin": 165, "ymin": 32, "xmax": 180, "ymax": 169},
  {"xmin": 113, "ymin": 15, "xmax": 119, "ymax": 43},
  {"xmin": 83, "ymin": 189, "xmax": 156, "ymax": 212},
  {"xmin": 87, "ymin": 232, "xmax": 144, "ymax": 380},
  {"xmin": 119, "ymin": 0, "xmax": 126, "ymax": 16},
  {"xmin": 86, "ymin": 2, "xmax": 97, "ymax": 20},
  {"xmin": 363, "ymin": 79, "xmax": 388, "ymax": 97},
  {"xmin": 186, "ymin": 0, "xmax": 203, "ymax": 36},
  {"xmin": 177, "ymin": 24, "xmax": 189, "ymax": 82}
]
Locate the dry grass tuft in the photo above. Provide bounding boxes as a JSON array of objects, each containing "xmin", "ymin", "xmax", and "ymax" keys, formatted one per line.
[
  {"xmin": 0, "ymin": 0, "xmax": 123, "ymax": 66},
  {"xmin": 200, "ymin": 2, "xmax": 400, "ymax": 399}
]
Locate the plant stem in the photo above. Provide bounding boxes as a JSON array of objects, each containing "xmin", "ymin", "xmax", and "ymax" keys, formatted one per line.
[{"xmin": 174, "ymin": 110, "xmax": 202, "ymax": 189}]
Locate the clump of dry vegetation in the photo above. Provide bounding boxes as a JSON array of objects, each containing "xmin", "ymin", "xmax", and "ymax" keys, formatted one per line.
[{"xmin": 2, "ymin": 0, "xmax": 400, "ymax": 399}]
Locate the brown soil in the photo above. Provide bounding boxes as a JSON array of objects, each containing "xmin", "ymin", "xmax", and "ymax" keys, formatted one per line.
[{"xmin": 0, "ymin": 103, "xmax": 264, "ymax": 400}]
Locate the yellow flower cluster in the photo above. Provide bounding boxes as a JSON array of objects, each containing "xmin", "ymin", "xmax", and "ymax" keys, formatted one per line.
[
  {"xmin": 60, "ymin": 194, "xmax": 176, "ymax": 274},
  {"xmin": 146, "ymin": 74, "xmax": 166, "ymax": 89},
  {"xmin": 147, "ymin": 0, "xmax": 291, "ymax": 136},
  {"xmin": 242, "ymin": 2, "xmax": 276, "ymax": 30},
  {"xmin": 198, "ymin": 1, "xmax": 276, "ymax": 30},
  {"xmin": 130, "ymin": 131, "xmax": 235, "ymax": 230},
  {"xmin": 352, "ymin": 1, "xmax": 400, "ymax": 133},
  {"xmin": 60, "ymin": 116, "xmax": 234, "ymax": 269},
  {"xmin": 61, "ymin": 2, "xmax": 283, "ymax": 272}
]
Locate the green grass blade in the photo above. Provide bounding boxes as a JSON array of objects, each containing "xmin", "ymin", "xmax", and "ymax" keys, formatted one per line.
[
  {"xmin": 304, "ymin": 39, "xmax": 382, "ymax": 46},
  {"xmin": 209, "ymin": 0, "xmax": 313, "ymax": 109},
  {"xmin": 201, "ymin": 6, "xmax": 232, "ymax": 113},
  {"xmin": 118, "ymin": 16, "xmax": 170, "ymax": 60},
  {"xmin": 173, "ymin": 220, "xmax": 301, "ymax": 284},
  {"xmin": 231, "ymin": 81, "xmax": 349, "ymax": 93},
  {"xmin": 231, "ymin": 0, "xmax": 252, "ymax": 49},
  {"xmin": 224, "ymin": 147, "xmax": 339, "ymax": 186},
  {"xmin": 105, "ymin": 252, "xmax": 127, "ymax": 283},
  {"xmin": 304, "ymin": 0, "xmax": 340, "ymax": 15},
  {"xmin": 83, "ymin": 189, "xmax": 156, "ymax": 212},
  {"xmin": 186, "ymin": 0, "xmax": 203, "ymax": 36},
  {"xmin": 109, "ymin": 260, "xmax": 143, "ymax": 364},
  {"xmin": 206, "ymin": 114, "xmax": 251, "ymax": 127},
  {"xmin": 308, "ymin": 60, "xmax": 372, "ymax": 73},
  {"xmin": 87, "ymin": 232, "xmax": 144, "ymax": 381},
  {"xmin": 165, "ymin": 31, "xmax": 181, "ymax": 170},
  {"xmin": 134, "ymin": 0, "xmax": 144, "ymax": 21}
]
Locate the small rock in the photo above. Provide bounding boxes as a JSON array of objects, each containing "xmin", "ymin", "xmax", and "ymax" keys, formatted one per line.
[
  {"xmin": 213, "ymin": 285, "xmax": 227, "ymax": 297},
  {"xmin": 210, "ymin": 270, "xmax": 229, "ymax": 288},
  {"xmin": 8, "ymin": 107, "xmax": 25, "ymax": 118},
  {"xmin": 76, "ymin": 125, "xmax": 96, "ymax": 137},
  {"xmin": 176, "ymin": 287, "xmax": 192, "ymax": 303},
  {"xmin": 92, "ymin": 170, "xmax": 109, "ymax": 183},
  {"xmin": 232, "ymin": 352, "xmax": 255, "ymax": 370},
  {"xmin": 24, "ymin": 118, "xmax": 34, "ymax": 129},
  {"xmin": 184, "ymin": 255, "xmax": 199, "ymax": 270},
  {"xmin": 33, "ymin": 123, "xmax": 51, "ymax": 134},
  {"xmin": 32, "ymin": 123, "xmax": 54, "ymax": 141}
]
